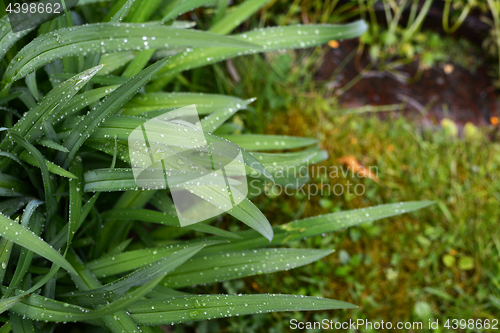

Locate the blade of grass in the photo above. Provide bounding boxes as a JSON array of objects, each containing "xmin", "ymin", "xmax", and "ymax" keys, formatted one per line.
[
  {"xmin": 2, "ymin": 24, "xmax": 260, "ymax": 92},
  {"xmin": 58, "ymin": 58, "xmax": 169, "ymax": 168},
  {"xmin": 0, "ymin": 66, "xmax": 103, "ymax": 161},
  {"xmin": 25, "ymin": 72, "xmax": 39, "ymax": 101},
  {"xmin": 120, "ymin": 92, "xmax": 250, "ymax": 116},
  {"xmin": 0, "ymin": 197, "xmax": 31, "ymax": 217},
  {"xmin": 63, "ymin": 244, "xmax": 205, "ymax": 306},
  {"xmin": 128, "ymin": 294, "xmax": 355, "ymax": 325},
  {"xmin": 0, "ymin": 16, "xmax": 34, "ymax": 62},
  {"xmin": 200, "ymin": 201, "xmax": 435, "ymax": 254},
  {"xmin": 200, "ymin": 98, "xmax": 255, "ymax": 133},
  {"xmin": 9, "ymin": 313, "xmax": 35, "ymax": 333},
  {"xmin": 0, "ymin": 236, "xmax": 13, "ymax": 286},
  {"xmin": 100, "ymin": 208, "xmax": 241, "ymax": 238},
  {"xmin": 221, "ymin": 134, "xmax": 317, "ymax": 151},
  {"xmin": 0, "ymin": 173, "xmax": 30, "ymax": 197},
  {"xmin": 0, "ymin": 212, "xmax": 77, "ymax": 275},
  {"xmin": 163, "ymin": 248, "xmax": 333, "ymax": 288},
  {"xmin": 109, "ymin": 0, "xmax": 136, "ymax": 22},
  {"xmin": 9, "ymin": 131, "xmax": 57, "ymax": 216},
  {"xmin": 18, "ymin": 150, "xmax": 77, "ymax": 179},
  {"xmin": 126, "ymin": 0, "xmax": 163, "ymax": 23},
  {"xmin": 161, "ymin": 0, "xmax": 217, "ymax": 22},
  {"xmin": 68, "ymin": 157, "xmax": 83, "ymax": 247},
  {"xmin": 5, "ymin": 201, "xmax": 44, "ymax": 296},
  {"xmin": 99, "ymin": 51, "xmax": 137, "ymax": 75},
  {"xmin": 87, "ymin": 240, "xmax": 225, "ymax": 277},
  {"xmin": 36, "ymin": 138, "xmax": 70, "ymax": 153},
  {"xmin": 150, "ymin": 21, "xmax": 368, "ymax": 90},
  {"xmin": 0, "ymin": 264, "xmax": 65, "ymax": 315},
  {"xmin": 209, "ymin": 0, "xmax": 271, "ymax": 35},
  {"xmin": 65, "ymin": 250, "xmax": 142, "ymax": 332},
  {"xmin": 0, "ymin": 322, "xmax": 10, "ymax": 333}
]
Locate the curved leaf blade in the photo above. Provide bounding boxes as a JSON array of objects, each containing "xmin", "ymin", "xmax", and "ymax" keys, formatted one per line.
[{"xmin": 150, "ymin": 21, "xmax": 368, "ymax": 89}]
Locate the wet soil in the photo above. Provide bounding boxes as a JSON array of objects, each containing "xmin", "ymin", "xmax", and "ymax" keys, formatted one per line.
[
  {"xmin": 316, "ymin": 39, "xmax": 497, "ymax": 126},
  {"xmin": 315, "ymin": 5, "xmax": 498, "ymax": 126}
]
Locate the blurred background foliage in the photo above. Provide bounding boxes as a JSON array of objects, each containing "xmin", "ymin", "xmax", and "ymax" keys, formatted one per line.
[{"xmin": 168, "ymin": 0, "xmax": 500, "ymax": 332}]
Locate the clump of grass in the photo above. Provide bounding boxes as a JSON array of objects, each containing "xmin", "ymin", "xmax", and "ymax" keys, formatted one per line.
[{"xmin": 0, "ymin": 1, "xmax": 435, "ymax": 332}]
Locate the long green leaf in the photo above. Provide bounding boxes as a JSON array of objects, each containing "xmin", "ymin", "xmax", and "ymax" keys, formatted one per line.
[
  {"xmin": 8, "ymin": 291, "xmax": 94, "ymax": 323},
  {"xmin": 251, "ymin": 148, "xmax": 329, "ymax": 180},
  {"xmin": 9, "ymin": 131, "xmax": 56, "ymax": 216},
  {"xmin": 163, "ymin": 248, "xmax": 333, "ymax": 288},
  {"xmin": 65, "ymin": 250, "xmax": 142, "ymax": 332},
  {"xmin": 58, "ymin": 58, "xmax": 170, "ymax": 168},
  {"xmin": 0, "ymin": 16, "xmax": 34, "ymax": 62},
  {"xmin": 120, "ymin": 92, "xmax": 250, "ymax": 116},
  {"xmin": 128, "ymin": 294, "xmax": 355, "ymax": 325},
  {"xmin": 200, "ymin": 98, "xmax": 255, "ymax": 133},
  {"xmin": 110, "ymin": 0, "xmax": 136, "ymax": 22},
  {"xmin": 0, "ymin": 198, "xmax": 30, "ymax": 218},
  {"xmin": 59, "ymin": 85, "xmax": 120, "ymax": 118},
  {"xmin": 0, "ymin": 173, "xmax": 30, "ymax": 197},
  {"xmin": 99, "ymin": 51, "xmax": 137, "ymax": 74},
  {"xmin": 18, "ymin": 151, "xmax": 76, "ymax": 179},
  {"xmin": 87, "ymin": 240, "xmax": 224, "ymax": 278},
  {"xmin": 209, "ymin": 0, "xmax": 271, "ymax": 35},
  {"xmin": 0, "ymin": 213, "xmax": 77, "ymax": 274},
  {"xmin": 6, "ymin": 201, "xmax": 43, "ymax": 295},
  {"xmin": 150, "ymin": 21, "xmax": 368, "ymax": 90},
  {"xmin": 76, "ymin": 116, "xmax": 273, "ymax": 181},
  {"xmin": 126, "ymin": 0, "xmax": 162, "ymax": 23},
  {"xmin": 200, "ymin": 201, "xmax": 435, "ymax": 255},
  {"xmin": 162, "ymin": 0, "xmax": 216, "ymax": 22},
  {"xmin": 0, "ymin": 236, "xmax": 13, "ymax": 286},
  {"xmin": 2, "ymin": 24, "xmax": 259, "ymax": 91},
  {"xmin": 0, "ymin": 322, "xmax": 10, "ymax": 333},
  {"xmin": 100, "ymin": 208, "xmax": 241, "ymax": 238},
  {"xmin": 196, "ymin": 189, "xmax": 273, "ymax": 241},
  {"xmin": 36, "ymin": 138, "xmax": 69, "ymax": 152},
  {"xmin": 9, "ymin": 292, "xmax": 354, "ymax": 325},
  {"xmin": 68, "ymin": 157, "xmax": 83, "ymax": 246},
  {"xmin": 63, "ymin": 244, "xmax": 205, "ymax": 306},
  {"xmin": 0, "ymin": 264, "xmax": 61, "ymax": 315},
  {"xmin": 83, "ymin": 168, "xmax": 145, "ymax": 192},
  {"xmin": 221, "ymin": 134, "xmax": 317, "ymax": 151}
]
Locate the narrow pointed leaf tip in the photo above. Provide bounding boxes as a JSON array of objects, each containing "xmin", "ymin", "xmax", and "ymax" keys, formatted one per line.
[
  {"xmin": 2, "ymin": 24, "xmax": 259, "ymax": 88},
  {"xmin": 127, "ymin": 294, "xmax": 356, "ymax": 325}
]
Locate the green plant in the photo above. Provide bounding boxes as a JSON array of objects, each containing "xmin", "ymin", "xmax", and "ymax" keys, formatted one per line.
[{"xmin": 0, "ymin": 1, "xmax": 432, "ymax": 332}]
